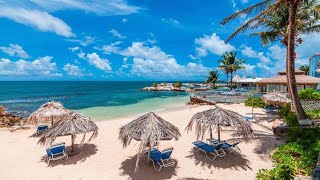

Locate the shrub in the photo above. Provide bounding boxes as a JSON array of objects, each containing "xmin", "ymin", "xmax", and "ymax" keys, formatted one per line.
[
  {"xmin": 284, "ymin": 113, "xmax": 299, "ymax": 127},
  {"xmin": 279, "ymin": 104, "xmax": 291, "ymax": 118},
  {"xmin": 245, "ymin": 97, "xmax": 266, "ymax": 108},
  {"xmin": 306, "ymin": 109, "xmax": 320, "ymax": 120},
  {"xmin": 298, "ymin": 88, "xmax": 320, "ymax": 100},
  {"xmin": 257, "ymin": 127, "xmax": 320, "ymax": 179}
]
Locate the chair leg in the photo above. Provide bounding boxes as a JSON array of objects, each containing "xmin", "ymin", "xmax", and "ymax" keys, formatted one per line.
[{"xmin": 152, "ymin": 161, "xmax": 161, "ymax": 172}]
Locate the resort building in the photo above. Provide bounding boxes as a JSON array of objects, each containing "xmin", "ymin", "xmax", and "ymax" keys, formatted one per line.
[
  {"xmin": 232, "ymin": 74, "xmax": 264, "ymax": 90},
  {"xmin": 254, "ymin": 70, "xmax": 320, "ymax": 92},
  {"xmin": 309, "ymin": 53, "xmax": 320, "ymax": 77}
]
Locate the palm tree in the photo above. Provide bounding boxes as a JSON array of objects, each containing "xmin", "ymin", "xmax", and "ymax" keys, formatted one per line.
[
  {"xmin": 218, "ymin": 52, "xmax": 245, "ymax": 88},
  {"xmin": 218, "ymin": 56, "xmax": 230, "ymax": 85},
  {"xmin": 152, "ymin": 82, "xmax": 158, "ymax": 90},
  {"xmin": 221, "ymin": 0, "xmax": 320, "ymax": 122},
  {"xmin": 174, "ymin": 81, "xmax": 183, "ymax": 89},
  {"xmin": 205, "ymin": 70, "xmax": 219, "ymax": 86},
  {"xmin": 299, "ymin": 64, "xmax": 309, "ymax": 75}
]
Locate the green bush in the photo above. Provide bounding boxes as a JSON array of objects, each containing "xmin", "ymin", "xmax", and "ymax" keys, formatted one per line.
[
  {"xmin": 245, "ymin": 97, "xmax": 266, "ymax": 108},
  {"xmin": 298, "ymin": 88, "xmax": 320, "ymax": 100},
  {"xmin": 257, "ymin": 127, "xmax": 320, "ymax": 179},
  {"xmin": 279, "ymin": 104, "xmax": 291, "ymax": 118},
  {"xmin": 306, "ymin": 109, "xmax": 320, "ymax": 120},
  {"xmin": 284, "ymin": 113, "xmax": 299, "ymax": 127}
]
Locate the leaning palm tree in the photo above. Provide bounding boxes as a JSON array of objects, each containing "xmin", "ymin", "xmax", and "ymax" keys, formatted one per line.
[
  {"xmin": 299, "ymin": 64, "xmax": 310, "ymax": 75},
  {"xmin": 221, "ymin": 0, "xmax": 320, "ymax": 123},
  {"xmin": 205, "ymin": 70, "xmax": 219, "ymax": 86}
]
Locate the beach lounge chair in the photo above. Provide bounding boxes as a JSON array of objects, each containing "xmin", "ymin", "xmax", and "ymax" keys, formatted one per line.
[
  {"xmin": 36, "ymin": 125, "xmax": 48, "ymax": 136},
  {"xmin": 148, "ymin": 147, "xmax": 175, "ymax": 172},
  {"xmin": 263, "ymin": 106, "xmax": 278, "ymax": 113},
  {"xmin": 221, "ymin": 141, "xmax": 241, "ymax": 154},
  {"xmin": 192, "ymin": 141, "xmax": 226, "ymax": 161},
  {"xmin": 46, "ymin": 142, "xmax": 68, "ymax": 165}
]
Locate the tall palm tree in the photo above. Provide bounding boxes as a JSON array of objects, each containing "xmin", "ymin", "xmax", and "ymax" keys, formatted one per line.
[
  {"xmin": 218, "ymin": 55, "xmax": 230, "ymax": 85},
  {"xmin": 299, "ymin": 64, "xmax": 309, "ymax": 75},
  {"xmin": 221, "ymin": 0, "xmax": 320, "ymax": 122},
  {"xmin": 218, "ymin": 52, "xmax": 245, "ymax": 87},
  {"xmin": 205, "ymin": 70, "xmax": 219, "ymax": 86}
]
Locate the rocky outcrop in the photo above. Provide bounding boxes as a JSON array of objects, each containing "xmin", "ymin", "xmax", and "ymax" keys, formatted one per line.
[
  {"xmin": 0, "ymin": 106, "xmax": 23, "ymax": 127},
  {"xmin": 272, "ymin": 119, "xmax": 288, "ymax": 136}
]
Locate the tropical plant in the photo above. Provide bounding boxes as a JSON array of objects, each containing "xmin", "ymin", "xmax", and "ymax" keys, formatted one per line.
[
  {"xmin": 174, "ymin": 81, "xmax": 183, "ymax": 89},
  {"xmin": 306, "ymin": 109, "xmax": 320, "ymax": 120},
  {"xmin": 205, "ymin": 70, "xmax": 219, "ymax": 86},
  {"xmin": 299, "ymin": 64, "xmax": 310, "ymax": 75},
  {"xmin": 218, "ymin": 57, "xmax": 230, "ymax": 85},
  {"xmin": 221, "ymin": 0, "xmax": 320, "ymax": 122},
  {"xmin": 298, "ymin": 88, "xmax": 320, "ymax": 100},
  {"xmin": 218, "ymin": 52, "xmax": 245, "ymax": 87},
  {"xmin": 244, "ymin": 97, "xmax": 266, "ymax": 108},
  {"xmin": 152, "ymin": 82, "xmax": 158, "ymax": 90}
]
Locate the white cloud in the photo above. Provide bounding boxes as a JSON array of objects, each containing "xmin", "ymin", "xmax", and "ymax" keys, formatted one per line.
[
  {"xmin": 63, "ymin": 63, "xmax": 83, "ymax": 77},
  {"xmin": 31, "ymin": 0, "xmax": 141, "ymax": 15},
  {"xmin": 241, "ymin": 46, "xmax": 270, "ymax": 64},
  {"xmin": 0, "ymin": 44, "xmax": 30, "ymax": 58},
  {"xmin": 101, "ymin": 41, "xmax": 122, "ymax": 54},
  {"xmin": 240, "ymin": 63, "xmax": 256, "ymax": 76},
  {"xmin": 86, "ymin": 53, "xmax": 112, "ymax": 72},
  {"xmin": 0, "ymin": 6, "xmax": 74, "ymax": 37},
  {"xmin": 67, "ymin": 36, "xmax": 95, "ymax": 47},
  {"xmin": 161, "ymin": 18, "xmax": 180, "ymax": 26},
  {"xmin": 122, "ymin": 18, "xmax": 128, "ymax": 23},
  {"xmin": 78, "ymin": 50, "xmax": 85, "ymax": 59},
  {"xmin": 0, "ymin": 56, "xmax": 61, "ymax": 77},
  {"xmin": 68, "ymin": 46, "xmax": 80, "ymax": 52},
  {"xmin": 195, "ymin": 33, "xmax": 235, "ymax": 56},
  {"xmin": 117, "ymin": 42, "xmax": 210, "ymax": 79},
  {"xmin": 109, "ymin": 29, "xmax": 126, "ymax": 39}
]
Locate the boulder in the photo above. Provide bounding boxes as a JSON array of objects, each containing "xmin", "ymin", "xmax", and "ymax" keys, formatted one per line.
[{"xmin": 272, "ymin": 119, "xmax": 288, "ymax": 136}]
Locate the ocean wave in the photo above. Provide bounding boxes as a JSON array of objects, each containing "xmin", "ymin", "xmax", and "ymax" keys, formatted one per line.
[{"xmin": 0, "ymin": 95, "xmax": 70, "ymax": 104}]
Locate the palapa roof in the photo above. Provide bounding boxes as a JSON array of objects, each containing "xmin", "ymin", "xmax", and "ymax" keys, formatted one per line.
[
  {"xmin": 28, "ymin": 101, "xmax": 71, "ymax": 125},
  {"xmin": 119, "ymin": 112, "xmax": 181, "ymax": 148},
  {"xmin": 231, "ymin": 74, "xmax": 242, "ymax": 82},
  {"xmin": 262, "ymin": 91, "xmax": 290, "ymax": 106},
  {"xmin": 254, "ymin": 74, "xmax": 320, "ymax": 85},
  {"xmin": 186, "ymin": 106, "xmax": 253, "ymax": 140},
  {"xmin": 278, "ymin": 69, "xmax": 305, "ymax": 75},
  {"xmin": 38, "ymin": 112, "xmax": 98, "ymax": 146}
]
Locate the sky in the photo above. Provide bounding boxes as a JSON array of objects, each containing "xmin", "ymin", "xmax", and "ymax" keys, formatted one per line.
[{"xmin": 0, "ymin": 0, "xmax": 318, "ymax": 81}]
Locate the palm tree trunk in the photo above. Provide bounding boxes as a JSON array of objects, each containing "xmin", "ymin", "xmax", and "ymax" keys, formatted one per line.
[
  {"xmin": 226, "ymin": 73, "xmax": 229, "ymax": 86},
  {"xmin": 230, "ymin": 71, "xmax": 233, "ymax": 89},
  {"xmin": 287, "ymin": 0, "xmax": 310, "ymax": 124}
]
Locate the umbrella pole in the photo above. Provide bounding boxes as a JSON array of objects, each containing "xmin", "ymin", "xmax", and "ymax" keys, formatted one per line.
[
  {"xmin": 71, "ymin": 135, "xmax": 75, "ymax": 152},
  {"xmin": 210, "ymin": 126, "xmax": 213, "ymax": 141},
  {"xmin": 147, "ymin": 144, "xmax": 151, "ymax": 164},
  {"xmin": 217, "ymin": 123, "xmax": 221, "ymax": 141}
]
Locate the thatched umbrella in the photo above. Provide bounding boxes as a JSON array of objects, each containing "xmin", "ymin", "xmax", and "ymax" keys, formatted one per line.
[
  {"xmin": 28, "ymin": 101, "xmax": 71, "ymax": 126},
  {"xmin": 38, "ymin": 112, "xmax": 98, "ymax": 153},
  {"xmin": 186, "ymin": 106, "xmax": 253, "ymax": 142},
  {"xmin": 119, "ymin": 112, "xmax": 180, "ymax": 170},
  {"xmin": 262, "ymin": 90, "xmax": 291, "ymax": 107}
]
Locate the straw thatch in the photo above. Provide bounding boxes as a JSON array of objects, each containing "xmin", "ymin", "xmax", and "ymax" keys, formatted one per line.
[
  {"xmin": 262, "ymin": 90, "xmax": 291, "ymax": 106},
  {"xmin": 28, "ymin": 101, "xmax": 72, "ymax": 125},
  {"xmin": 278, "ymin": 69, "xmax": 305, "ymax": 75},
  {"xmin": 119, "ymin": 112, "xmax": 181, "ymax": 148},
  {"xmin": 119, "ymin": 112, "xmax": 180, "ymax": 171},
  {"xmin": 38, "ymin": 112, "xmax": 98, "ymax": 150},
  {"xmin": 186, "ymin": 106, "xmax": 253, "ymax": 141},
  {"xmin": 254, "ymin": 74, "xmax": 320, "ymax": 85}
]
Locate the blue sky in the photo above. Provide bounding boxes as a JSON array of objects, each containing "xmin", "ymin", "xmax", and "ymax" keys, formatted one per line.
[{"xmin": 0, "ymin": 0, "xmax": 318, "ymax": 81}]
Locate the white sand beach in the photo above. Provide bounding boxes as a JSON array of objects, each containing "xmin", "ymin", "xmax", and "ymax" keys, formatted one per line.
[{"xmin": 0, "ymin": 103, "xmax": 284, "ymax": 180}]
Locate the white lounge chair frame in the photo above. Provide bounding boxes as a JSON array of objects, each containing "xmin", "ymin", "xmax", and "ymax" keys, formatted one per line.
[{"xmin": 46, "ymin": 142, "xmax": 68, "ymax": 165}]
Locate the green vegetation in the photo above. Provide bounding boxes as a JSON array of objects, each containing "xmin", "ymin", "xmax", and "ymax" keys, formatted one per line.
[
  {"xmin": 152, "ymin": 82, "xmax": 158, "ymax": 88},
  {"xmin": 299, "ymin": 65, "xmax": 310, "ymax": 75},
  {"xmin": 173, "ymin": 82, "xmax": 183, "ymax": 89},
  {"xmin": 218, "ymin": 51, "xmax": 245, "ymax": 87},
  {"xmin": 298, "ymin": 88, "xmax": 320, "ymax": 100},
  {"xmin": 306, "ymin": 109, "xmax": 320, "ymax": 120},
  {"xmin": 279, "ymin": 104, "xmax": 291, "ymax": 118},
  {"xmin": 244, "ymin": 97, "xmax": 266, "ymax": 108},
  {"xmin": 205, "ymin": 70, "xmax": 219, "ymax": 86},
  {"xmin": 257, "ymin": 127, "xmax": 320, "ymax": 179}
]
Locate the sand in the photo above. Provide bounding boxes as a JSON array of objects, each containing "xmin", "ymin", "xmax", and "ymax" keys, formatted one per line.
[{"xmin": 0, "ymin": 103, "xmax": 284, "ymax": 180}]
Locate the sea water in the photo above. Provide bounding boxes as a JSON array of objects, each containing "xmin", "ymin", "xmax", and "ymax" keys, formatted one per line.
[{"xmin": 0, "ymin": 81, "xmax": 189, "ymax": 120}]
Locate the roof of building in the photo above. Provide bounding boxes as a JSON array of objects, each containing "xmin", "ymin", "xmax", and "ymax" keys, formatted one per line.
[
  {"xmin": 236, "ymin": 77, "xmax": 264, "ymax": 83},
  {"xmin": 254, "ymin": 75, "xmax": 320, "ymax": 85},
  {"xmin": 278, "ymin": 69, "xmax": 305, "ymax": 75}
]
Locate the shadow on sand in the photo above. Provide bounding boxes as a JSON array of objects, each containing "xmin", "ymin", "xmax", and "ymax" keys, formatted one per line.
[
  {"xmin": 185, "ymin": 147, "xmax": 251, "ymax": 171},
  {"xmin": 119, "ymin": 154, "xmax": 178, "ymax": 180},
  {"xmin": 40, "ymin": 143, "xmax": 98, "ymax": 167}
]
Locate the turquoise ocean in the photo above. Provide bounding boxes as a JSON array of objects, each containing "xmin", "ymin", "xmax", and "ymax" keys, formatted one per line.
[{"xmin": 0, "ymin": 81, "xmax": 189, "ymax": 120}]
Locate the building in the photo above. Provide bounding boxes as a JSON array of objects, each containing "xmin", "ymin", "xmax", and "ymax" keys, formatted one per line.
[
  {"xmin": 233, "ymin": 76, "xmax": 264, "ymax": 91},
  {"xmin": 254, "ymin": 70, "xmax": 320, "ymax": 92},
  {"xmin": 309, "ymin": 53, "xmax": 320, "ymax": 77}
]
